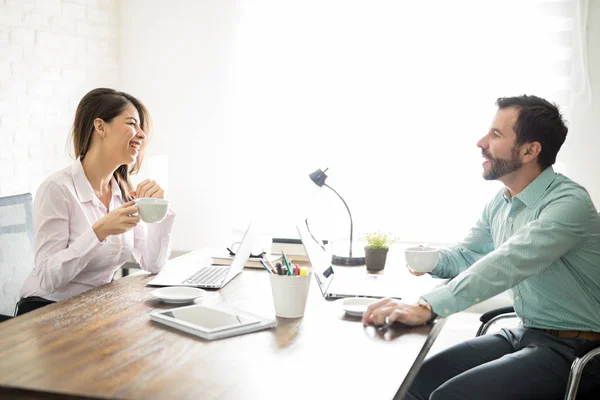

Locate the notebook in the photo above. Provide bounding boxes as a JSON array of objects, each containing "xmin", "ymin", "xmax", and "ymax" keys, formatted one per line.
[
  {"xmin": 297, "ymin": 223, "xmax": 404, "ymax": 299},
  {"xmin": 147, "ymin": 223, "xmax": 257, "ymax": 289}
]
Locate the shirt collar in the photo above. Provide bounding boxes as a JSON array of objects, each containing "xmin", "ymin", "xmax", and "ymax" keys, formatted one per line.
[
  {"xmin": 502, "ymin": 166, "xmax": 557, "ymax": 208},
  {"xmin": 71, "ymin": 159, "xmax": 94, "ymax": 203},
  {"xmin": 71, "ymin": 158, "xmax": 123, "ymax": 203}
]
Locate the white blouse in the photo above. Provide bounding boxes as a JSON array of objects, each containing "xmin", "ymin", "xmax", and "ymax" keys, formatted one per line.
[{"xmin": 21, "ymin": 160, "xmax": 175, "ymax": 302}]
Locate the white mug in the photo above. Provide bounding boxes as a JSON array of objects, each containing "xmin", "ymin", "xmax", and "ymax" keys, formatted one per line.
[
  {"xmin": 135, "ymin": 198, "xmax": 169, "ymax": 223},
  {"xmin": 405, "ymin": 246, "xmax": 440, "ymax": 273}
]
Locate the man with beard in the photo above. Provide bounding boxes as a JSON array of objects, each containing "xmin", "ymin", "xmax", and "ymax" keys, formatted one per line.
[{"xmin": 363, "ymin": 95, "xmax": 600, "ymax": 399}]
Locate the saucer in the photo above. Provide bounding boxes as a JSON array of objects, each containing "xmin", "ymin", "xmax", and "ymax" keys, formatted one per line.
[
  {"xmin": 341, "ymin": 297, "xmax": 379, "ymax": 317},
  {"xmin": 151, "ymin": 287, "xmax": 206, "ymax": 304}
]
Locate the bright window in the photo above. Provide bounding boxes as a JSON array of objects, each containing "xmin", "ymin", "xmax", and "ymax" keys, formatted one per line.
[{"xmin": 225, "ymin": 0, "xmax": 588, "ymax": 247}]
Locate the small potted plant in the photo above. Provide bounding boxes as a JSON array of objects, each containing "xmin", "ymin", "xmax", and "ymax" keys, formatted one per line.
[{"xmin": 364, "ymin": 232, "xmax": 396, "ymax": 271}]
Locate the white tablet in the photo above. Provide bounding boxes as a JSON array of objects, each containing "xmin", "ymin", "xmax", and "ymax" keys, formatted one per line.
[{"xmin": 150, "ymin": 303, "xmax": 276, "ymax": 340}]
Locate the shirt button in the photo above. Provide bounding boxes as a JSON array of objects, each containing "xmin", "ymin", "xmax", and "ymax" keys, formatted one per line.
[
  {"xmin": 508, "ymin": 217, "xmax": 513, "ymax": 222},
  {"xmin": 444, "ymin": 308, "xmax": 449, "ymax": 315},
  {"xmin": 475, "ymin": 297, "xmax": 480, "ymax": 302},
  {"xmin": 515, "ymin": 296, "xmax": 520, "ymax": 301}
]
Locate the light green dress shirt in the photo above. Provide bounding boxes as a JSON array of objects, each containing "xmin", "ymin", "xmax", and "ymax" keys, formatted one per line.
[{"xmin": 422, "ymin": 167, "xmax": 600, "ymax": 331}]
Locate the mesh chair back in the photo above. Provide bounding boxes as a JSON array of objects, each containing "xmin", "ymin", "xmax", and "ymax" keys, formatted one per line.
[{"xmin": 0, "ymin": 193, "xmax": 34, "ymax": 317}]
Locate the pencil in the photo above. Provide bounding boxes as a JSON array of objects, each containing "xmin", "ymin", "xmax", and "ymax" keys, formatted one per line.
[
  {"xmin": 281, "ymin": 251, "xmax": 292, "ymax": 275},
  {"xmin": 259, "ymin": 260, "xmax": 272, "ymax": 274},
  {"xmin": 262, "ymin": 255, "xmax": 275, "ymax": 271}
]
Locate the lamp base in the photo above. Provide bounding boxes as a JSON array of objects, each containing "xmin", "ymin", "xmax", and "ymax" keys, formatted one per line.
[{"xmin": 331, "ymin": 254, "xmax": 366, "ymax": 266}]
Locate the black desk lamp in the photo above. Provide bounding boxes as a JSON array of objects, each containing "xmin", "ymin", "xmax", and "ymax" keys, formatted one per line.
[{"xmin": 309, "ymin": 168, "xmax": 365, "ymax": 266}]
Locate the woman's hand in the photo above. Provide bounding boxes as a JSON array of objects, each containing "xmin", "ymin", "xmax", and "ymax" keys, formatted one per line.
[
  {"xmin": 361, "ymin": 298, "xmax": 433, "ymax": 327},
  {"xmin": 131, "ymin": 179, "xmax": 164, "ymax": 199},
  {"xmin": 92, "ymin": 201, "xmax": 140, "ymax": 242}
]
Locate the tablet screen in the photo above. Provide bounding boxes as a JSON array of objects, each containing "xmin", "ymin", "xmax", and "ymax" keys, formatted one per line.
[{"xmin": 161, "ymin": 305, "xmax": 260, "ymax": 333}]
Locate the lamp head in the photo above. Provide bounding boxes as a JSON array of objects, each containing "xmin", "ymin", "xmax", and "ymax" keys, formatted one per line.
[{"xmin": 309, "ymin": 168, "xmax": 328, "ymax": 187}]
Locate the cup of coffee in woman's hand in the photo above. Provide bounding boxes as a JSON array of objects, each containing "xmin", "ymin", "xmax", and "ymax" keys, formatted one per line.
[{"xmin": 135, "ymin": 198, "xmax": 169, "ymax": 223}]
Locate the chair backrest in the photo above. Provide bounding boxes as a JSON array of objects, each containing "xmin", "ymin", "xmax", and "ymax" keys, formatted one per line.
[{"xmin": 0, "ymin": 193, "xmax": 34, "ymax": 317}]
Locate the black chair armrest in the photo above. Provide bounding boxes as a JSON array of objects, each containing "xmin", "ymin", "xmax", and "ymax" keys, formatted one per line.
[
  {"xmin": 575, "ymin": 340, "xmax": 600, "ymax": 358},
  {"xmin": 479, "ymin": 306, "xmax": 515, "ymax": 324}
]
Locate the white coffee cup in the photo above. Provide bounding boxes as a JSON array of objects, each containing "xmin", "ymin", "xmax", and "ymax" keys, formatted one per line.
[
  {"xmin": 405, "ymin": 246, "xmax": 440, "ymax": 273},
  {"xmin": 135, "ymin": 198, "xmax": 169, "ymax": 223}
]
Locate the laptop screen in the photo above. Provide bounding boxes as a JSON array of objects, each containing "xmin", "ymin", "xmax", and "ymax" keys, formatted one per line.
[
  {"xmin": 296, "ymin": 222, "xmax": 334, "ymax": 291},
  {"xmin": 224, "ymin": 223, "xmax": 257, "ymax": 281}
]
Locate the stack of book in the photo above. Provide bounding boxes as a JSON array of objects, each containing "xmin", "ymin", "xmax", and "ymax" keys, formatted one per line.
[
  {"xmin": 211, "ymin": 253, "xmax": 283, "ymax": 269},
  {"xmin": 270, "ymin": 238, "xmax": 328, "ymax": 263}
]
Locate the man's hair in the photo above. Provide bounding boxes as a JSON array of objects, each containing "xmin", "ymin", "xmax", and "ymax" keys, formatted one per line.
[{"xmin": 496, "ymin": 95, "xmax": 568, "ymax": 169}]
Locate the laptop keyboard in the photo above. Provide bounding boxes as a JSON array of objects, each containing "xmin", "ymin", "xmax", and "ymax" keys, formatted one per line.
[{"xmin": 184, "ymin": 266, "xmax": 228, "ymax": 286}]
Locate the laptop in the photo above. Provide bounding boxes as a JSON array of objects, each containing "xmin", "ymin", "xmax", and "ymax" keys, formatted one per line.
[
  {"xmin": 297, "ymin": 222, "xmax": 404, "ymax": 299},
  {"xmin": 148, "ymin": 223, "xmax": 257, "ymax": 289}
]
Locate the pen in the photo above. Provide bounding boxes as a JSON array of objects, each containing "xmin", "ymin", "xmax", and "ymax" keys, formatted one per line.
[
  {"xmin": 281, "ymin": 251, "xmax": 292, "ymax": 275},
  {"xmin": 378, "ymin": 316, "xmax": 391, "ymax": 334},
  {"xmin": 259, "ymin": 259, "xmax": 272, "ymax": 274},
  {"xmin": 275, "ymin": 262, "xmax": 284, "ymax": 276}
]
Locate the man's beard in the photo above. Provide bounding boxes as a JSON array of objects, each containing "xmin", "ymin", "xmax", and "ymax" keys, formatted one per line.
[{"xmin": 482, "ymin": 147, "xmax": 523, "ymax": 180}]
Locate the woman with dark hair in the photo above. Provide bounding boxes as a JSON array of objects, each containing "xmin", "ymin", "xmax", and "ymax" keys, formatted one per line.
[{"xmin": 18, "ymin": 88, "xmax": 175, "ymax": 315}]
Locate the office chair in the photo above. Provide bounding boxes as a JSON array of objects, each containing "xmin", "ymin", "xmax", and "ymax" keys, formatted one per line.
[
  {"xmin": 0, "ymin": 193, "xmax": 35, "ymax": 322},
  {"xmin": 477, "ymin": 306, "xmax": 600, "ymax": 400}
]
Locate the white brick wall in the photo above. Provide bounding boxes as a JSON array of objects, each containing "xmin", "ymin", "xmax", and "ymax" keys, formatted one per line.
[{"xmin": 0, "ymin": 0, "xmax": 120, "ymax": 197}]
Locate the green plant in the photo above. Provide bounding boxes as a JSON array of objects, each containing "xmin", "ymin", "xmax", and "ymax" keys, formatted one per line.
[{"xmin": 364, "ymin": 231, "xmax": 396, "ymax": 250}]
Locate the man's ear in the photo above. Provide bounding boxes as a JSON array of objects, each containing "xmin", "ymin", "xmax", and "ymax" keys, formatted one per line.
[
  {"xmin": 93, "ymin": 118, "xmax": 106, "ymax": 138},
  {"xmin": 521, "ymin": 141, "xmax": 542, "ymax": 162}
]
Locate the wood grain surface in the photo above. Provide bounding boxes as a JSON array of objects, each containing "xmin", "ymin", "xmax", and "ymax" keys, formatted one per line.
[{"xmin": 0, "ymin": 249, "xmax": 445, "ymax": 400}]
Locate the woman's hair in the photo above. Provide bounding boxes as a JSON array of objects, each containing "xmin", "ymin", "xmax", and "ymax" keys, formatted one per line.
[{"xmin": 70, "ymin": 88, "xmax": 152, "ymax": 202}]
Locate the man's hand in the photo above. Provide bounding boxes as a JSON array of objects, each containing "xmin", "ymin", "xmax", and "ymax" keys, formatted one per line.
[
  {"xmin": 361, "ymin": 298, "xmax": 433, "ymax": 327},
  {"xmin": 406, "ymin": 262, "xmax": 427, "ymax": 276}
]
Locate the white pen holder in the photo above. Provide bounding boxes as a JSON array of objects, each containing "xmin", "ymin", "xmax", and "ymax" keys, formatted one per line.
[{"xmin": 269, "ymin": 273, "xmax": 311, "ymax": 318}]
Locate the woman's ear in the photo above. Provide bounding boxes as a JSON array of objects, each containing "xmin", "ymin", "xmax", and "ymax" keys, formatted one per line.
[{"xmin": 93, "ymin": 118, "xmax": 106, "ymax": 138}]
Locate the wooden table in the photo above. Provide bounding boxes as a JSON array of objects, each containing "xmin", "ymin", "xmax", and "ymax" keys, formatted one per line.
[{"xmin": 0, "ymin": 250, "xmax": 446, "ymax": 400}]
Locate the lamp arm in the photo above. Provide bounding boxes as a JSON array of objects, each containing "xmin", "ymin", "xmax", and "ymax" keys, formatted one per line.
[{"xmin": 323, "ymin": 183, "xmax": 353, "ymax": 257}]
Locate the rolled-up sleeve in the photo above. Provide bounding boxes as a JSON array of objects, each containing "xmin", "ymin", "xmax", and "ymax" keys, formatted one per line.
[{"xmin": 132, "ymin": 209, "xmax": 176, "ymax": 274}]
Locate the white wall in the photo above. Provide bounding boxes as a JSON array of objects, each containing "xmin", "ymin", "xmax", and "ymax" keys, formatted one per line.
[
  {"xmin": 559, "ymin": 1, "xmax": 600, "ymax": 202},
  {"xmin": 118, "ymin": 0, "xmax": 236, "ymax": 252},
  {"xmin": 118, "ymin": 0, "xmax": 600, "ymax": 253},
  {"xmin": 2, "ymin": 1, "xmax": 599, "ymax": 254},
  {"xmin": 0, "ymin": 0, "xmax": 120, "ymax": 197}
]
